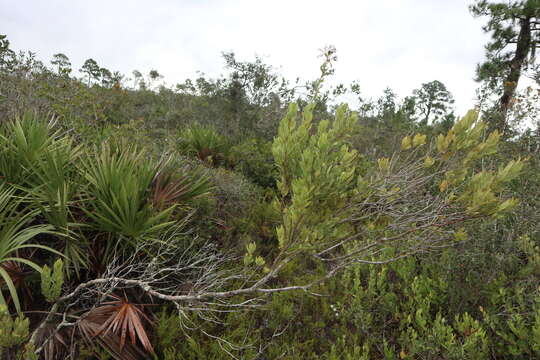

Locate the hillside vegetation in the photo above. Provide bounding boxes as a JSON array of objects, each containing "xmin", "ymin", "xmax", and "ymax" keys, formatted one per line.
[{"xmin": 0, "ymin": 1, "xmax": 539, "ymax": 358}]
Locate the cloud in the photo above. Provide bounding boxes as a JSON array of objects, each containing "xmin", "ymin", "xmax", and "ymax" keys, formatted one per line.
[{"xmin": 1, "ymin": 0, "xmax": 489, "ymax": 114}]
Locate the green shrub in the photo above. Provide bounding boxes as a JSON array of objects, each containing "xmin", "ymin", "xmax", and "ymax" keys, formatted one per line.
[
  {"xmin": 229, "ymin": 138, "xmax": 276, "ymax": 188},
  {"xmin": 175, "ymin": 124, "xmax": 230, "ymax": 166}
]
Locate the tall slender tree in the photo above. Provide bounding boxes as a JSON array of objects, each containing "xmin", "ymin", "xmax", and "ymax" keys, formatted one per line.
[{"xmin": 471, "ymin": 0, "xmax": 540, "ymax": 131}]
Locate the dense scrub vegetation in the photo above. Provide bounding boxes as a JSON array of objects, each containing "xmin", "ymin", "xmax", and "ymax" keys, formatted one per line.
[{"xmin": 0, "ymin": 1, "xmax": 539, "ymax": 359}]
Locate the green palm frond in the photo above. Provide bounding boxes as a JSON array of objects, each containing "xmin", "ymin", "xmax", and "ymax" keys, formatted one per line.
[
  {"xmin": 23, "ymin": 139, "xmax": 86, "ymax": 273},
  {"xmin": 0, "ymin": 113, "xmax": 60, "ymax": 185},
  {"xmin": 150, "ymin": 164, "xmax": 212, "ymax": 211},
  {"xmin": 177, "ymin": 124, "xmax": 230, "ymax": 165},
  {"xmin": 0, "ymin": 114, "xmax": 87, "ymax": 274},
  {"xmin": 0, "ymin": 186, "xmax": 59, "ymax": 313},
  {"xmin": 80, "ymin": 142, "xmax": 175, "ymax": 242}
]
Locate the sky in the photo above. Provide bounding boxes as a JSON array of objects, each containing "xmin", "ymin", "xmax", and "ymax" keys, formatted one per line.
[{"xmin": 1, "ymin": 0, "xmax": 490, "ymax": 114}]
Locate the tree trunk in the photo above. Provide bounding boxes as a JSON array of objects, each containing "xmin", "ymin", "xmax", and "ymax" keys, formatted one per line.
[
  {"xmin": 499, "ymin": 16, "xmax": 532, "ymax": 132},
  {"xmin": 423, "ymin": 103, "xmax": 432, "ymax": 125}
]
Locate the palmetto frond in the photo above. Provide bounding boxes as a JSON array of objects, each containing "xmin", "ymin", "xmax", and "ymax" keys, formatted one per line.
[
  {"xmin": 78, "ymin": 294, "xmax": 154, "ymax": 359},
  {"xmin": 34, "ymin": 322, "xmax": 71, "ymax": 360},
  {"xmin": 150, "ymin": 165, "xmax": 211, "ymax": 211},
  {"xmin": 0, "ymin": 186, "xmax": 59, "ymax": 313},
  {"xmin": 177, "ymin": 124, "xmax": 230, "ymax": 165},
  {"xmin": 80, "ymin": 142, "xmax": 175, "ymax": 240},
  {"xmin": 0, "ymin": 113, "xmax": 86, "ymax": 274},
  {"xmin": 0, "ymin": 113, "xmax": 61, "ymax": 185}
]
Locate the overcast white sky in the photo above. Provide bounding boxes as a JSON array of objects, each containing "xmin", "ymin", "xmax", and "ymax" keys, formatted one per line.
[{"xmin": 2, "ymin": 0, "xmax": 490, "ymax": 114}]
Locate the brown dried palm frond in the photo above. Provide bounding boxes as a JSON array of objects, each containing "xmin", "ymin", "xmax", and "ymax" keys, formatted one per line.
[
  {"xmin": 1, "ymin": 260, "xmax": 33, "ymax": 305},
  {"xmin": 1, "ymin": 260, "xmax": 27, "ymax": 289},
  {"xmin": 34, "ymin": 322, "xmax": 71, "ymax": 360},
  {"xmin": 78, "ymin": 315, "xmax": 147, "ymax": 360},
  {"xmin": 78, "ymin": 293, "xmax": 154, "ymax": 359}
]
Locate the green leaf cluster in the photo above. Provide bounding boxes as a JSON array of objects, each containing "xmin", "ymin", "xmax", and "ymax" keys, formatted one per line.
[
  {"xmin": 0, "ymin": 304, "xmax": 29, "ymax": 351},
  {"xmin": 40, "ymin": 258, "xmax": 64, "ymax": 303},
  {"xmin": 272, "ymin": 103, "xmax": 358, "ymax": 252}
]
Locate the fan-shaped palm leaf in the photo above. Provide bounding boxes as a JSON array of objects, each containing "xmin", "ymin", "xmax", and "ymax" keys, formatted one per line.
[
  {"xmin": 0, "ymin": 114, "xmax": 85, "ymax": 274},
  {"xmin": 80, "ymin": 143, "xmax": 175, "ymax": 241},
  {"xmin": 78, "ymin": 294, "xmax": 154, "ymax": 359},
  {"xmin": 177, "ymin": 125, "xmax": 230, "ymax": 165},
  {"xmin": 0, "ymin": 113, "xmax": 60, "ymax": 185},
  {"xmin": 0, "ymin": 186, "xmax": 59, "ymax": 312},
  {"xmin": 150, "ymin": 165, "xmax": 211, "ymax": 211}
]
